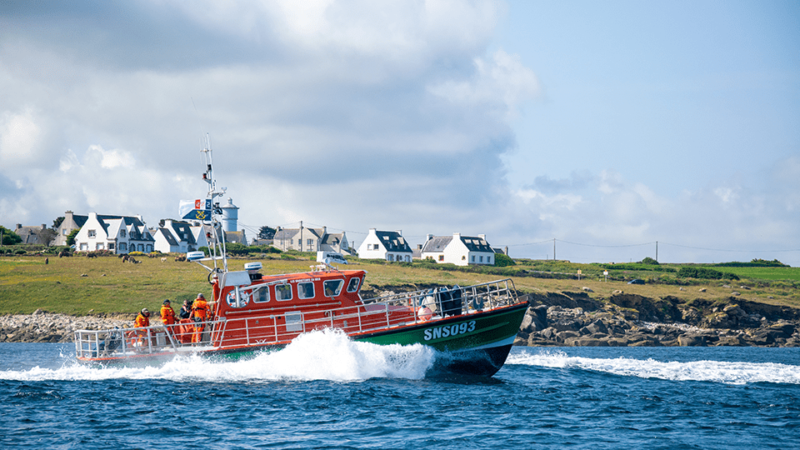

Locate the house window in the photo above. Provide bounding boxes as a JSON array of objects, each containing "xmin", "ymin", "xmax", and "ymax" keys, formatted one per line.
[
  {"xmin": 80, "ymin": 243, "xmax": 88, "ymax": 250},
  {"xmin": 462, "ymin": 255, "xmax": 466, "ymax": 260},
  {"xmin": 138, "ymin": 244, "xmax": 144, "ymax": 251},
  {"xmin": 488, "ymin": 256, "xmax": 493, "ymax": 264},
  {"xmin": 108, "ymin": 243, "xmax": 115, "ymax": 250},
  {"xmin": 62, "ymin": 229, "xmax": 68, "ymax": 235},
  {"xmin": 88, "ymin": 230, "xmax": 96, "ymax": 238},
  {"xmin": 290, "ymin": 239, "xmax": 294, "ymax": 245},
  {"xmin": 120, "ymin": 243, "xmax": 127, "ymax": 251},
  {"xmin": 298, "ymin": 282, "xmax": 314, "ymax": 299},
  {"xmin": 146, "ymin": 245, "xmax": 152, "ymax": 252},
  {"xmin": 307, "ymin": 239, "xmax": 313, "ymax": 246},
  {"xmin": 471, "ymin": 256, "xmax": 475, "ymax": 262},
  {"xmin": 480, "ymin": 256, "xmax": 484, "ymax": 263},
  {"xmin": 323, "ymin": 280, "xmax": 343, "ymax": 297},
  {"xmin": 121, "ymin": 230, "xmax": 126, "ymax": 238},
  {"xmin": 347, "ymin": 277, "xmax": 361, "ymax": 293},
  {"xmin": 276, "ymin": 284, "xmax": 293, "ymax": 301},
  {"xmin": 439, "ymin": 255, "xmax": 444, "ymax": 262},
  {"xmin": 96, "ymin": 243, "xmax": 103, "ymax": 250}
]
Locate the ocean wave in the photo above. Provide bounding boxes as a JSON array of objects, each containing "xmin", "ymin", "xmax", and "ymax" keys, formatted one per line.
[
  {"xmin": 0, "ymin": 329, "xmax": 435, "ymax": 382},
  {"xmin": 507, "ymin": 350, "xmax": 800, "ymax": 385}
]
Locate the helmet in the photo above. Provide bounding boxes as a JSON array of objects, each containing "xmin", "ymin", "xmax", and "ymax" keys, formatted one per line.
[
  {"xmin": 197, "ymin": 293, "xmax": 205, "ymax": 299},
  {"xmin": 163, "ymin": 299, "xmax": 170, "ymax": 304},
  {"xmin": 141, "ymin": 308, "xmax": 150, "ymax": 316}
]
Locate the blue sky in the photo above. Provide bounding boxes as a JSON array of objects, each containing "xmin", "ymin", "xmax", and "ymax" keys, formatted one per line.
[{"xmin": 1, "ymin": 1, "xmax": 798, "ymax": 264}]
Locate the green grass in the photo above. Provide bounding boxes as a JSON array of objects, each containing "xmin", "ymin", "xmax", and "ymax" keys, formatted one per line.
[
  {"xmin": 708, "ymin": 266, "xmax": 800, "ymax": 281},
  {"xmin": 1, "ymin": 255, "xmax": 799, "ymax": 316}
]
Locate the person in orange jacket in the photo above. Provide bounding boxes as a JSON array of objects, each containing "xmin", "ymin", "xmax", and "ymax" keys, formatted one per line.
[
  {"xmin": 191, "ymin": 293, "xmax": 210, "ymax": 344},
  {"xmin": 130, "ymin": 308, "xmax": 151, "ymax": 348},
  {"xmin": 160, "ymin": 299, "xmax": 176, "ymax": 336}
]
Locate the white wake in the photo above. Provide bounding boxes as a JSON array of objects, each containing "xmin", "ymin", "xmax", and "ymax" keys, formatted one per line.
[
  {"xmin": 0, "ymin": 329, "xmax": 435, "ymax": 382},
  {"xmin": 507, "ymin": 350, "xmax": 800, "ymax": 385}
]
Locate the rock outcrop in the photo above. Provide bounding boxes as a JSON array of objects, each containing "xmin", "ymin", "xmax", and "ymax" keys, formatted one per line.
[
  {"xmin": 0, "ymin": 310, "xmax": 133, "ymax": 343},
  {"xmin": 514, "ymin": 292, "xmax": 800, "ymax": 347}
]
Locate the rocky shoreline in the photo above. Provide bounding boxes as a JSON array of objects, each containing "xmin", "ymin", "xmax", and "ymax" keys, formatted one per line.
[
  {"xmin": 2, "ymin": 291, "xmax": 799, "ymax": 347},
  {"xmin": 514, "ymin": 290, "xmax": 800, "ymax": 347},
  {"xmin": 0, "ymin": 309, "xmax": 132, "ymax": 343}
]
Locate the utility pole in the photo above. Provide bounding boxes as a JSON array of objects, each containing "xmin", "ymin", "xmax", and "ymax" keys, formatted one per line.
[
  {"xmin": 553, "ymin": 238, "xmax": 556, "ymax": 261},
  {"xmin": 656, "ymin": 241, "xmax": 658, "ymax": 262}
]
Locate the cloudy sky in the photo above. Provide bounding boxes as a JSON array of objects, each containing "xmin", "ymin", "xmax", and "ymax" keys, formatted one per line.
[{"xmin": 1, "ymin": 0, "xmax": 799, "ymax": 265}]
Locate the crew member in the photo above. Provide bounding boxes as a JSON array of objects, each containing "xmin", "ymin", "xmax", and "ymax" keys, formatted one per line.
[
  {"xmin": 179, "ymin": 299, "xmax": 193, "ymax": 319},
  {"xmin": 131, "ymin": 308, "xmax": 151, "ymax": 347},
  {"xmin": 191, "ymin": 293, "xmax": 210, "ymax": 344},
  {"xmin": 160, "ymin": 299, "xmax": 176, "ymax": 335}
]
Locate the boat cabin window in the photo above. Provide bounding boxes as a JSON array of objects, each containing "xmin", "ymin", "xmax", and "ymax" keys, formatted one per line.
[
  {"xmin": 276, "ymin": 284, "xmax": 293, "ymax": 301},
  {"xmin": 346, "ymin": 277, "xmax": 360, "ymax": 293},
  {"xmin": 323, "ymin": 279, "xmax": 343, "ymax": 297},
  {"xmin": 298, "ymin": 282, "xmax": 314, "ymax": 300},
  {"xmin": 253, "ymin": 286, "xmax": 269, "ymax": 303},
  {"xmin": 226, "ymin": 287, "xmax": 251, "ymax": 308}
]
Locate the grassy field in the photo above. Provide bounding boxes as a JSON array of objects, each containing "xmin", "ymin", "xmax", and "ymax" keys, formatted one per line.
[{"xmin": 1, "ymin": 255, "xmax": 799, "ymax": 316}]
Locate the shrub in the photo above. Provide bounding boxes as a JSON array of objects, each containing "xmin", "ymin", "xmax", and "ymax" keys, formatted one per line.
[
  {"xmin": 15, "ymin": 249, "xmax": 27, "ymax": 255},
  {"xmin": 129, "ymin": 251, "xmax": 146, "ymax": 256},
  {"xmin": 494, "ymin": 253, "xmax": 516, "ymax": 267},
  {"xmin": 678, "ymin": 266, "xmax": 739, "ymax": 280},
  {"xmin": 641, "ymin": 257, "xmax": 659, "ymax": 265}
]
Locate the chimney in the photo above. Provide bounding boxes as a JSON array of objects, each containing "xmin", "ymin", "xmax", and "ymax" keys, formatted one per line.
[
  {"xmin": 165, "ymin": 219, "xmax": 173, "ymax": 229},
  {"xmin": 426, "ymin": 234, "xmax": 433, "ymax": 241},
  {"xmin": 453, "ymin": 232, "xmax": 461, "ymax": 237},
  {"xmin": 478, "ymin": 234, "xmax": 486, "ymax": 240},
  {"xmin": 504, "ymin": 246, "xmax": 508, "ymax": 256},
  {"xmin": 323, "ymin": 226, "xmax": 327, "ymax": 235},
  {"xmin": 16, "ymin": 224, "xmax": 22, "ymax": 230},
  {"xmin": 42, "ymin": 224, "xmax": 46, "ymax": 230},
  {"xmin": 396, "ymin": 230, "xmax": 402, "ymax": 236},
  {"xmin": 417, "ymin": 244, "xmax": 422, "ymax": 250}
]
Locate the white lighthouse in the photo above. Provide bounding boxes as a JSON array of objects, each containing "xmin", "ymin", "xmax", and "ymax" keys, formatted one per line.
[{"xmin": 220, "ymin": 198, "xmax": 239, "ymax": 232}]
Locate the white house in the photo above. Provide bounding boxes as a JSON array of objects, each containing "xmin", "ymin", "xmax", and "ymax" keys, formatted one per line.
[
  {"xmin": 420, "ymin": 233, "xmax": 495, "ymax": 266},
  {"xmin": 74, "ymin": 212, "xmax": 155, "ymax": 253},
  {"xmin": 152, "ymin": 220, "xmax": 210, "ymax": 253},
  {"xmin": 357, "ymin": 229, "xmax": 413, "ymax": 262}
]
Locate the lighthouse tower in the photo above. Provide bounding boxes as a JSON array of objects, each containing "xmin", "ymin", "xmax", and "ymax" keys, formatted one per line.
[{"xmin": 220, "ymin": 198, "xmax": 239, "ymax": 232}]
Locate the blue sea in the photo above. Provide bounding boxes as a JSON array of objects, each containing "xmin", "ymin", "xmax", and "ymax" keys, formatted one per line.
[{"xmin": 1, "ymin": 330, "xmax": 799, "ymax": 449}]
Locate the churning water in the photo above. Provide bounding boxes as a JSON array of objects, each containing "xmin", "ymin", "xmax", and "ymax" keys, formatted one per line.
[{"xmin": 2, "ymin": 331, "xmax": 799, "ymax": 449}]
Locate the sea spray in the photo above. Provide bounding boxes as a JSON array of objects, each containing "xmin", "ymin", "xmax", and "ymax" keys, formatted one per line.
[
  {"xmin": 0, "ymin": 329, "xmax": 435, "ymax": 382},
  {"xmin": 507, "ymin": 349, "xmax": 800, "ymax": 385}
]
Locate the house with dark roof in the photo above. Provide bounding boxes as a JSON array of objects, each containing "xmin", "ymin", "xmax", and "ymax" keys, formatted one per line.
[
  {"xmin": 74, "ymin": 212, "xmax": 154, "ymax": 253},
  {"xmin": 420, "ymin": 233, "xmax": 496, "ymax": 266},
  {"xmin": 152, "ymin": 219, "xmax": 210, "ymax": 253},
  {"xmin": 357, "ymin": 229, "xmax": 413, "ymax": 262},
  {"xmin": 13, "ymin": 224, "xmax": 52, "ymax": 245},
  {"xmin": 53, "ymin": 211, "xmax": 89, "ymax": 246},
  {"xmin": 273, "ymin": 222, "xmax": 350, "ymax": 254}
]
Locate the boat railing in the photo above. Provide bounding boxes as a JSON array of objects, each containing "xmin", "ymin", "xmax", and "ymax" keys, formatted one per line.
[{"xmin": 74, "ymin": 278, "xmax": 519, "ymax": 359}]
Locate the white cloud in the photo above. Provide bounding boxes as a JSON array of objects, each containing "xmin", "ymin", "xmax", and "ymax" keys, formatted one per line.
[{"xmin": 0, "ymin": 1, "xmax": 797, "ymax": 266}]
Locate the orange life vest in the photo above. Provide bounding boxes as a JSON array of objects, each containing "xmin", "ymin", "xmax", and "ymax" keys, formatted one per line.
[
  {"xmin": 192, "ymin": 299, "xmax": 210, "ymax": 320},
  {"xmin": 160, "ymin": 305, "xmax": 176, "ymax": 325},
  {"xmin": 134, "ymin": 313, "xmax": 150, "ymax": 328}
]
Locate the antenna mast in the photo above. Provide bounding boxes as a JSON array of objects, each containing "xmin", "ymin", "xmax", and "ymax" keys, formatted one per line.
[{"xmin": 200, "ymin": 134, "xmax": 228, "ymax": 273}]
